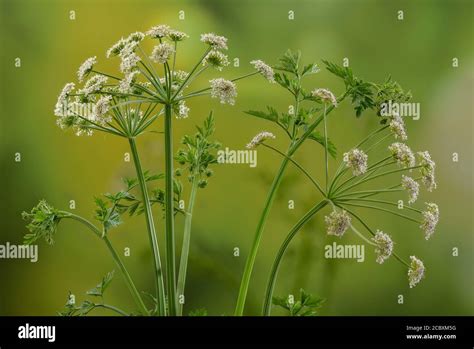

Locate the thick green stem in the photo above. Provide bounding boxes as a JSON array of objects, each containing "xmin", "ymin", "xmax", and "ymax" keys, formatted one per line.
[
  {"xmin": 128, "ymin": 137, "xmax": 166, "ymax": 316},
  {"xmin": 164, "ymin": 104, "xmax": 178, "ymax": 316},
  {"xmin": 262, "ymin": 200, "xmax": 328, "ymax": 316},
  {"xmin": 234, "ymin": 95, "xmax": 346, "ymax": 316},
  {"xmin": 177, "ymin": 178, "xmax": 199, "ymax": 316},
  {"xmin": 66, "ymin": 213, "xmax": 149, "ymax": 316},
  {"xmin": 234, "ymin": 155, "xmax": 290, "ymax": 315}
]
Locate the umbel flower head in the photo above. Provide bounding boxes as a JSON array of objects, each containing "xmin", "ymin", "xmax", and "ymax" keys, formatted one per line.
[
  {"xmin": 92, "ymin": 95, "xmax": 113, "ymax": 125},
  {"xmin": 54, "ymin": 82, "xmax": 75, "ymax": 116},
  {"xmin": 388, "ymin": 142, "xmax": 415, "ymax": 168},
  {"xmin": 417, "ymin": 151, "xmax": 437, "ymax": 192},
  {"xmin": 150, "ymin": 42, "xmax": 175, "ymax": 64},
  {"xmin": 203, "ymin": 50, "xmax": 229, "ymax": 71},
  {"xmin": 246, "ymin": 131, "xmax": 276, "ymax": 149},
  {"xmin": 168, "ymin": 29, "xmax": 188, "ymax": 42},
  {"xmin": 372, "ymin": 230, "xmax": 394, "ymax": 264},
  {"xmin": 22, "ymin": 200, "xmax": 67, "ymax": 245},
  {"xmin": 401, "ymin": 175, "xmax": 419, "ymax": 204},
  {"xmin": 146, "ymin": 24, "xmax": 171, "ymax": 38},
  {"xmin": 420, "ymin": 202, "xmax": 439, "ymax": 240},
  {"xmin": 325, "ymin": 210, "xmax": 351, "ymax": 237},
  {"xmin": 389, "ymin": 113, "xmax": 408, "ymax": 140},
  {"xmin": 250, "ymin": 60, "xmax": 275, "ymax": 83},
  {"xmin": 200, "ymin": 33, "xmax": 228, "ymax": 50},
  {"xmin": 343, "ymin": 148, "xmax": 368, "ymax": 176},
  {"xmin": 311, "ymin": 88, "xmax": 338, "ymax": 107},
  {"xmin": 408, "ymin": 256, "xmax": 425, "ymax": 288},
  {"xmin": 78, "ymin": 75, "xmax": 108, "ymax": 99},
  {"xmin": 77, "ymin": 56, "xmax": 97, "ymax": 82},
  {"xmin": 210, "ymin": 78, "xmax": 237, "ymax": 105}
]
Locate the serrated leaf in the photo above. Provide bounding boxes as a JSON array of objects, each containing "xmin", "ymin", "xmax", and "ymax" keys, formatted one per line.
[
  {"xmin": 244, "ymin": 106, "xmax": 279, "ymax": 124},
  {"xmin": 86, "ymin": 270, "xmax": 114, "ymax": 297},
  {"xmin": 307, "ymin": 132, "xmax": 337, "ymax": 158}
]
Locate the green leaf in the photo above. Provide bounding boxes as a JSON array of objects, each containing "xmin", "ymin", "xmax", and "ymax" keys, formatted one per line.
[
  {"xmin": 86, "ymin": 270, "xmax": 115, "ymax": 297},
  {"xmin": 307, "ymin": 131, "xmax": 337, "ymax": 158},
  {"xmin": 22, "ymin": 200, "xmax": 66, "ymax": 245},
  {"xmin": 274, "ymin": 49, "xmax": 301, "ymax": 75},
  {"xmin": 272, "ymin": 296, "xmax": 290, "ymax": 310},
  {"xmin": 302, "ymin": 63, "xmax": 320, "ymax": 76},
  {"xmin": 244, "ymin": 106, "xmax": 279, "ymax": 123},
  {"xmin": 273, "ymin": 289, "xmax": 325, "ymax": 316},
  {"xmin": 189, "ymin": 308, "xmax": 208, "ymax": 316}
]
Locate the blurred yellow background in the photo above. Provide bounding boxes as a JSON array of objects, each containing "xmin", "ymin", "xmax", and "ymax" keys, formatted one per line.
[{"xmin": 0, "ymin": 0, "xmax": 472, "ymax": 315}]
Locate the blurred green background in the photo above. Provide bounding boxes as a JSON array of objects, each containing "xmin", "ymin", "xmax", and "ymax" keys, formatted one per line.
[{"xmin": 0, "ymin": 0, "xmax": 472, "ymax": 316}]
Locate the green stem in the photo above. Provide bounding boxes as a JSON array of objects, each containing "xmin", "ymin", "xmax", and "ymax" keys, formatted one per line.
[
  {"xmin": 234, "ymin": 93, "xmax": 347, "ymax": 316},
  {"xmin": 339, "ymin": 198, "xmax": 423, "ymax": 213},
  {"xmin": 66, "ymin": 213, "xmax": 149, "ymax": 315},
  {"xmin": 93, "ymin": 304, "xmax": 129, "ymax": 316},
  {"xmin": 262, "ymin": 144, "xmax": 325, "ymax": 197},
  {"xmin": 336, "ymin": 188, "xmax": 403, "ymax": 199},
  {"xmin": 335, "ymin": 204, "xmax": 410, "ymax": 268},
  {"xmin": 262, "ymin": 200, "xmax": 328, "ymax": 316},
  {"xmin": 328, "ymin": 126, "xmax": 388, "ymax": 195},
  {"xmin": 323, "ymin": 104, "xmax": 329, "ymax": 192},
  {"xmin": 177, "ymin": 178, "xmax": 199, "ymax": 316},
  {"xmin": 164, "ymin": 104, "xmax": 177, "ymax": 315},
  {"xmin": 332, "ymin": 157, "xmax": 393, "ymax": 196},
  {"xmin": 234, "ymin": 155, "xmax": 290, "ymax": 315},
  {"xmin": 128, "ymin": 138, "xmax": 166, "ymax": 316},
  {"xmin": 338, "ymin": 202, "xmax": 421, "ymax": 223},
  {"xmin": 335, "ymin": 165, "xmax": 422, "ymax": 197}
]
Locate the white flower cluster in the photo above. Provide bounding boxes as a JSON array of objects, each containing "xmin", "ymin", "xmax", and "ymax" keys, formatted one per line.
[
  {"xmin": 311, "ymin": 88, "xmax": 338, "ymax": 107},
  {"xmin": 54, "ymin": 82, "xmax": 75, "ymax": 117},
  {"xmin": 246, "ymin": 131, "xmax": 275, "ymax": 149},
  {"xmin": 343, "ymin": 148, "xmax": 368, "ymax": 176},
  {"xmin": 401, "ymin": 175, "xmax": 419, "ymax": 204},
  {"xmin": 408, "ymin": 256, "xmax": 425, "ymax": 288},
  {"xmin": 325, "ymin": 210, "xmax": 351, "ymax": 237},
  {"xmin": 146, "ymin": 24, "xmax": 171, "ymax": 39},
  {"xmin": 200, "ymin": 33, "xmax": 228, "ymax": 50},
  {"xmin": 388, "ymin": 142, "xmax": 415, "ymax": 168},
  {"xmin": 372, "ymin": 230, "xmax": 394, "ymax": 264},
  {"xmin": 150, "ymin": 42, "xmax": 175, "ymax": 64},
  {"xmin": 119, "ymin": 71, "xmax": 140, "ymax": 93},
  {"xmin": 176, "ymin": 101, "xmax": 190, "ymax": 119},
  {"xmin": 209, "ymin": 78, "xmax": 237, "ymax": 105},
  {"xmin": 420, "ymin": 202, "xmax": 439, "ymax": 240},
  {"xmin": 203, "ymin": 50, "xmax": 229, "ymax": 71},
  {"xmin": 417, "ymin": 151, "xmax": 437, "ymax": 192},
  {"xmin": 250, "ymin": 60, "xmax": 275, "ymax": 83},
  {"xmin": 78, "ymin": 75, "xmax": 108, "ymax": 97},
  {"xmin": 92, "ymin": 95, "xmax": 113, "ymax": 125},
  {"xmin": 389, "ymin": 113, "xmax": 408, "ymax": 140},
  {"xmin": 77, "ymin": 56, "xmax": 97, "ymax": 82}
]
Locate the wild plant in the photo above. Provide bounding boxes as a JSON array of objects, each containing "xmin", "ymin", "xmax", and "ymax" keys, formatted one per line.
[
  {"xmin": 235, "ymin": 51, "xmax": 438, "ymax": 315},
  {"xmin": 22, "ymin": 25, "xmax": 259, "ymax": 316}
]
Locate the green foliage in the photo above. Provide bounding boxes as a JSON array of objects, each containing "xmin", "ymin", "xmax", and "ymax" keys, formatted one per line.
[
  {"xmin": 59, "ymin": 272, "xmax": 119, "ymax": 316},
  {"xmin": 86, "ymin": 270, "xmax": 115, "ymax": 297},
  {"xmin": 323, "ymin": 61, "xmax": 411, "ymax": 119},
  {"xmin": 175, "ymin": 112, "xmax": 221, "ymax": 186},
  {"xmin": 188, "ymin": 308, "xmax": 208, "ymax": 316},
  {"xmin": 307, "ymin": 131, "xmax": 337, "ymax": 158},
  {"xmin": 22, "ymin": 200, "xmax": 67, "ymax": 245},
  {"xmin": 244, "ymin": 50, "xmax": 341, "ymax": 158},
  {"xmin": 272, "ymin": 289, "xmax": 325, "ymax": 316}
]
